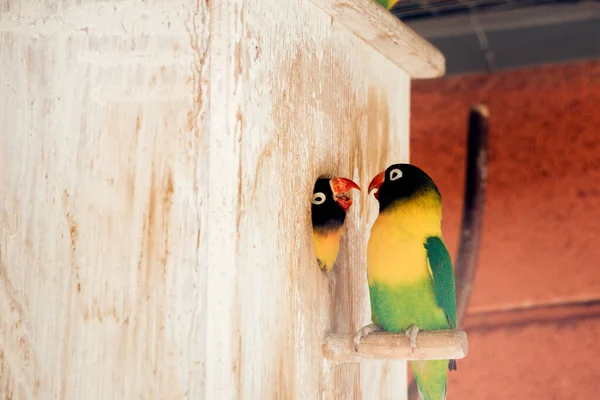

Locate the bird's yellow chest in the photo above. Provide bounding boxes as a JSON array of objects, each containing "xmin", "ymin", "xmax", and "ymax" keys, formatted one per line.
[
  {"xmin": 367, "ymin": 210, "xmax": 439, "ymax": 286},
  {"xmin": 312, "ymin": 227, "xmax": 342, "ymax": 272}
]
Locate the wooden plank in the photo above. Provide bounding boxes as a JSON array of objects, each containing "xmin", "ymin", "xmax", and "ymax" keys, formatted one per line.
[
  {"xmin": 0, "ymin": 1, "xmax": 210, "ymax": 399},
  {"xmin": 214, "ymin": 1, "xmax": 410, "ymax": 397},
  {"xmin": 308, "ymin": 0, "xmax": 446, "ymax": 79}
]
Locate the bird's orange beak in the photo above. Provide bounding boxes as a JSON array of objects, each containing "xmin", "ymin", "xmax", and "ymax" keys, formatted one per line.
[
  {"xmin": 368, "ymin": 171, "xmax": 385, "ymax": 200},
  {"xmin": 330, "ymin": 177, "xmax": 361, "ymax": 212}
]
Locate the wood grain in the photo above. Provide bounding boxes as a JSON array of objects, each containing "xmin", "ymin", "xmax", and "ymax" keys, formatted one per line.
[
  {"xmin": 323, "ymin": 330, "xmax": 469, "ymax": 363},
  {"xmin": 0, "ymin": 0, "xmax": 441, "ymax": 398}
]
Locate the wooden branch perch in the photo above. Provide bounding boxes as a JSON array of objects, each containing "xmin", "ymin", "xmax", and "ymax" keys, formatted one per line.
[
  {"xmin": 454, "ymin": 104, "xmax": 490, "ymax": 325},
  {"xmin": 323, "ymin": 330, "xmax": 468, "ymax": 363}
]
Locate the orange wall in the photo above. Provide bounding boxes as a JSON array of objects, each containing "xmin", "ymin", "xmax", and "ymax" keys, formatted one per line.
[{"xmin": 410, "ymin": 59, "xmax": 600, "ymax": 399}]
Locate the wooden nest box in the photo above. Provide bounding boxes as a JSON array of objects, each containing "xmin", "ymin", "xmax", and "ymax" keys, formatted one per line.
[{"xmin": 0, "ymin": 0, "xmax": 465, "ymax": 399}]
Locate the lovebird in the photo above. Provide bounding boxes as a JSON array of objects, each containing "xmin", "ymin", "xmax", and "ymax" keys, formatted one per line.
[
  {"xmin": 355, "ymin": 163, "xmax": 457, "ymax": 400},
  {"xmin": 311, "ymin": 176, "xmax": 361, "ymax": 272},
  {"xmin": 375, "ymin": 0, "xmax": 400, "ymax": 10}
]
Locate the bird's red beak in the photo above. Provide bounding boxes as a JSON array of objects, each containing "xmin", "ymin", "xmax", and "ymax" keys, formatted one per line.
[
  {"xmin": 329, "ymin": 177, "xmax": 361, "ymax": 212},
  {"xmin": 368, "ymin": 171, "xmax": 385, "ymax": 200}
]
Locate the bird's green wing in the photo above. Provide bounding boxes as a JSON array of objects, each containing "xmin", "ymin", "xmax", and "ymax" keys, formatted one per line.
[{"xmin": 424, "ymin": 236, "xmax": 457, "ymax": 329}]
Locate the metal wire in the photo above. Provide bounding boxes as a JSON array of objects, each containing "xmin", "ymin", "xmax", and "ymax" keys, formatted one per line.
[{"xmin": 390, "ymin": 0, "xmax": 571, "ymax": 21}]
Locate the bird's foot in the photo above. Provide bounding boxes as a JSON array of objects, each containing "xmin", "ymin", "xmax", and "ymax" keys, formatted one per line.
[
  {"xmin": 405, "ymin": 325, "xmax": 420, "ymax": 353},
  {"xmin": 353, "ymin": 324, "xmax": 381, "ymax": 351}
]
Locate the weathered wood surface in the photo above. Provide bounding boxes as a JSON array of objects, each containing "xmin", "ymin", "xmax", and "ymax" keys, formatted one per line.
[
  {"xmin": 324, "ymin": 330, "xmax": 469, "ymax": 363},
  {"xmin": 0, "ymin": 0, "xmax": 433, "ymax": 398},
  {"xmin": 309, "ymin": 0, "xmax": 446, "ymax": 78}
]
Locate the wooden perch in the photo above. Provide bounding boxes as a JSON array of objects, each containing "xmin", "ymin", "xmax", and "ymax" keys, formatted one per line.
[
  {"xmin": 454, "ymin": 104, "xmax": 490, "ymax": 325},
  {"xmin": 323, "ymin": 330, "xmax": 468, "ymax": 363}
]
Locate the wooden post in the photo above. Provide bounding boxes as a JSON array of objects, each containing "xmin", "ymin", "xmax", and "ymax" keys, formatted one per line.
[{"xmin": 0, "ymin": 0, "xmax": 444, "ymax": 398}]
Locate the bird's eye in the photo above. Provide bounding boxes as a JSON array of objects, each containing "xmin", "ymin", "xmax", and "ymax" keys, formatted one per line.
[
  {"xmin": 389, "ymin": 168, "xmax": 403, "ymax": 181},
  {"xmin": 312, "ymin": 192, "xmax": 326, "ymax": 205}
]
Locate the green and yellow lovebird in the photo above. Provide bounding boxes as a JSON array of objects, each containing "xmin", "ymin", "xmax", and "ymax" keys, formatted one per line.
[
  {"xmin": 311, "ymin": 176, "xmax": 361, "ymax": 272},
  {"xmin": 375, "ymin": 0, "xmax": 400, "ymax": 10},
  {"xmin": 355, "ymin": 163, "xmax": 457, "ymax": 400}
]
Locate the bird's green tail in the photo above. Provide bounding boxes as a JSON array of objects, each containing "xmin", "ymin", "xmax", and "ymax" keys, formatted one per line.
[{"xmin": 411, "ymin": 360, "xmax": 448, "ymax": 400}]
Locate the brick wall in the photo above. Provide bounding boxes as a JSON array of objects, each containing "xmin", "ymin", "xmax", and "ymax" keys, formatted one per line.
[{"xmin": 410, "ymin": 60, "xmax": 600, "ymax": 399}]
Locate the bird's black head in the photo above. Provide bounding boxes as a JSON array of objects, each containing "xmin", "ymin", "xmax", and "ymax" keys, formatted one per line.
[
  {"xmin": 311, "ymin": 176, "xmax": 360, "ymax": 231},
  {"xmin": 368, "ymin": 163, "xmax": 440, "ymax": 212}
]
